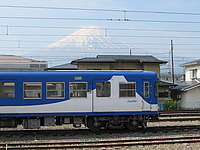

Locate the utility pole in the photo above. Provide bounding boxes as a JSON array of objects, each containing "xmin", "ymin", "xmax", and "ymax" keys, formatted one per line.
[{"xmin": 171, "ymin": 40, "xmax": 175, "ymax": 84}]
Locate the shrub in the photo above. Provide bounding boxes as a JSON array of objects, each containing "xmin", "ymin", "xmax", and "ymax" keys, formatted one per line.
[{"xmin": 163, "ymin": 99, "xmax": 180, "ymax": 110}]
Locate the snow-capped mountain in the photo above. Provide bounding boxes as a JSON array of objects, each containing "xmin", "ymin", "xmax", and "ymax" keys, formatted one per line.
[
  {"xmin": 45, "ymin": 26, "xmax": 135, "ymax": 50},
  {"xmin": 28, "ymin": 26, "xmax": 151, "ymax": 67}
]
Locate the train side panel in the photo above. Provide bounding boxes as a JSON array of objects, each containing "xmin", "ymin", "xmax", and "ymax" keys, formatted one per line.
[{"xmin": 0, "ymin": 71, "xmax": 158, "ymax": 130}]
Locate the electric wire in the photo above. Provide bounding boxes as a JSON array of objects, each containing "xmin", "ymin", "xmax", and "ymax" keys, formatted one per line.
[
  {"xmin": 2, "ymin": 25, "xmax": 200, "ymax": 33},
  {"xmin": 1, "ymin": 16, "xmax": 200, "ymax": 24},
  {"xmin": 0, "ymin": 5, "xmax": 200, "ymax": 16}
]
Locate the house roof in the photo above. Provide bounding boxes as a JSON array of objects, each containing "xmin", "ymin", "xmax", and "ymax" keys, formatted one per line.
[
  {"xmin": 159, "ymin": 80, "xmax": 177, "ymax": 87},
  {"xmin": 180, "ymin": 59, "xmax": 200, "ymax": 67},
  {"xmin": 47, "ymin": 63, "xmax": 77, "ymax": 70},
  {"xmin": 0, "ymin": 55, "xmax": 46, "ymax": 63},
  {"xmin": 71, "ymin": 55, "xmax": 167, "ymax": 64},
  {"xmin": 171, "ymin": 79, "xmax": 200, "ymax": 91}
]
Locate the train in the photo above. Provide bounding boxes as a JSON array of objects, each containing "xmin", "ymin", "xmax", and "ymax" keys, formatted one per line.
[{"xmin": 0, "ymin": 70, "xmax": 158, "ymax": 131}]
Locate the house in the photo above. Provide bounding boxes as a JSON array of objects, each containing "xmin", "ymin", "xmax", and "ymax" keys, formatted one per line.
[
  {"xmin": 0, "ymin": 55, "xmax": 48, "ymax": 71},
  {"xmin": 71, "ymin": 55, "xmax": 167, "ymax": 78},
  {"xmin": 171, "ymin": 59, "xmax": 200, "ymax": 109}
]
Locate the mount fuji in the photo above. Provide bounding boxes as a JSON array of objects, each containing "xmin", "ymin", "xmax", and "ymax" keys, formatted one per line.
[
  {"xmin": 28, "ymin": 26, "xmax": 151, "ymax": 67},
  {"xmin": 46, "ymin": 26, "xmax": 124, "ymax": 49},
  {"xmin": 26, "ymin": 26, "xmax": 191, "ymax": 73}
]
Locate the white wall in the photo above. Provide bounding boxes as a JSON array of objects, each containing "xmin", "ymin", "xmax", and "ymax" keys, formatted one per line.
[
  {"xmin": 185, "ymin": 64, "xmax": 200, "ymax": 81},
  {"xmin": 180, "ymin": 86, "xmax": 200, "ymax": 109}
]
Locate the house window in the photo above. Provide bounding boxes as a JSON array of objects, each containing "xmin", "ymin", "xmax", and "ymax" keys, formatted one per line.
[
  {"xmin": 24, "ymin": 82, "xmax": 42, "ymax": 99},
  {"xmin": 70, "ymin": 82, "xmax": 87, "ymax": 97},
  {"xmin": 119, "ymin": 82, "xmax": 136, "ymax": 97},
  {"xmin": 46, "ymin": 82, "xmax": 65, "ymax": 99},
  {"xmin": 96, "ymin": 81, "xmax": 111, "ymax": 97},
  {"xmin": 190, "ymin": 69, "xmax": 197, "ymax": 80},
  {"xmin": 0, "ymin": 82, "xmax": 15, "ymax": 98}
]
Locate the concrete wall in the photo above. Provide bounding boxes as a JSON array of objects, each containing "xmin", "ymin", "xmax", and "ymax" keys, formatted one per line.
[{"xmin": 180, "ymin": 86, "xmax": 200, "ymax": 109}]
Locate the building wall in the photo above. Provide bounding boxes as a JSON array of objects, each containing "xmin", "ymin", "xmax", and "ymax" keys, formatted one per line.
[
  {"xmin": 78, "ymin": 62, "xmax": 160, "ymax": 77},
  {"xmin": 143, "ymin": 63, "xmax": 160, "ymax": 77},
  {"xmin": 110, "ymin": 63, "xmax": 142, "ymax": 70},
  {"xmin": 185, "ymin": 64, "xmax": 200, "ymax": 81},
  {"xmin": 0, "ymin": 63, "xmax": 48, "ymax": 71},
  {"xmin": 180, "ymin": 87, "xmax": 200, "ymax": 109},
  {"xmin": 78, "ymin": 63, "xmax": 111, "ymax": 70}
]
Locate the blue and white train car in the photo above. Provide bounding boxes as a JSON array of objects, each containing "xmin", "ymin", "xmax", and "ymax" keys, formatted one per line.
[{"xmin": 0, "ymin": 71, "xmax": 158, "ymax": 131}]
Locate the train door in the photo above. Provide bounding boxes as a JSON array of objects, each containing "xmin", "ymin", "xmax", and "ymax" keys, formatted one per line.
[
  {"xmin": 92, "ymin": 79, "xmax": 113, "ymax": 112},
  {"xmin": 142, "ymin": 79, "xmax": 151, "ymax": 111}
]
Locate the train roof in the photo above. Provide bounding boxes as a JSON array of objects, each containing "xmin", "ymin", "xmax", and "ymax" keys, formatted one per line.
[{"xmin": 0, "ymin": 70, "xmax": 157, "ymax": 76}]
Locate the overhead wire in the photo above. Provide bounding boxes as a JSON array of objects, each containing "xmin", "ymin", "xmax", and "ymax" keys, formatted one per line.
[
  {"xmin": 1, "ymin": 16, "xmax": 200, "ymax": 24},
  {"xmin": 2, "ymin": 33, "xmax": 200, "ymax": 39},
  {"xmin": 1, "ymin": 39, "xmax": 200, "ymax": 46},
  {"xmin": 0, "ymin": 5, "xmax": 200, "ymax": 66},
  {"xmin": 0, "ymin": 5, "xmax": 200, "ymax": 16},
  {"xmin": 2, "ymin": 24, "xmax": 200, "ymax": 33}
]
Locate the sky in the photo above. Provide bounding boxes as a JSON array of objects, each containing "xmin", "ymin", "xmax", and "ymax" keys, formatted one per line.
[{"xmin": 0, "ymin": 0, "xmax": 200, "ymax": 72}]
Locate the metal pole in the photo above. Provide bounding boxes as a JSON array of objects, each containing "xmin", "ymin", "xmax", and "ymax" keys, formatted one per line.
[{"xmin": 171, "ymin": 40, "xmax": 175, "ymax": 84}]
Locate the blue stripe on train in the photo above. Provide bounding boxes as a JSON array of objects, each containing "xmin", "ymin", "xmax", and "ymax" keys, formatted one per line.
[{"xmin": 0, "ymin": 111, "xmax": 158, "ymax": 117}]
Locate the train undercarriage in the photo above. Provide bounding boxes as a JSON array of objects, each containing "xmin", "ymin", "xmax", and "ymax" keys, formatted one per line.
[{"xmin": 0, "ymin": 114, "xmax": 157, "ymax": 131}]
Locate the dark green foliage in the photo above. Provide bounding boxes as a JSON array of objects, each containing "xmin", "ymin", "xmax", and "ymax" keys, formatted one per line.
[{"xmin": 163, "ymin": 99, "xmax": 180, "ymax": 110}]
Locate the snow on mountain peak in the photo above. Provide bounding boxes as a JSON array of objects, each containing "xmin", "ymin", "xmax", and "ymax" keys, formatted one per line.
[{"xmin": 45, "ymin": 26, "xmax": 130, "ymax": 49}]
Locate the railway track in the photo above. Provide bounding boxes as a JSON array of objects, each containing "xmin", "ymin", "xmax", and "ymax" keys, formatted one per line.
[
  {"xmin": 159, "ymin": 110, "xmax": 200, "ymax": 114},
  {"xmin": 0, "ymin": 124, "xmax": 200, "ymax": 137},
  {"xmin": 1, "ymin": 135, "xmax": 200, "ymax": 149},
  {"xmin": 155, "ymin": 109, "xmax": 200, "ymax": 122},
  {"xmin": 0, "ymin": 110, "xmax": 199, "ymax": 149}
]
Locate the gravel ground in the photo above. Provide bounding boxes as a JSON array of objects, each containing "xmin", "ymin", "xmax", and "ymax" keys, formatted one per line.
[{"xmin": 0, "ymin": 121, "xmax": 200, "ymax": 149}]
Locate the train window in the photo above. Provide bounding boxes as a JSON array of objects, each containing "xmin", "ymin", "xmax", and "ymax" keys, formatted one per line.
[
  {"xmin": 46, "ymin": 82, "xmax": 65, "ymax": 99},
  {"xmin": 144, "ymin": 82, "xmax": 150, "ymax": 98},
  {"xmin": 24, "ymin": 82, "xmax": 42, "ymax": 99},
  {"xmin": 96, "ymin": 81, "xmax": 111, "ymax": 97},
  {"xmin": 70, "ymin": 82, "xmax": 87, "ymax": 97},
  {"xmin": 119, "ymin": 82, "xmax": 136, "ymax": 97},
  {"xmin": 0, "ymin": 82, "xmax": 15, "ymax": 98}
]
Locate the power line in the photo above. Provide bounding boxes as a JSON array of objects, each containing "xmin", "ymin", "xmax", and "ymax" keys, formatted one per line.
[
  {"xmin": 2, "ymin": 33, "xmax": 200, "ymax": 39},
  {"xmin": 1, "ymin": 16, "xmax": 200, "ymax": 24},
  {"xmin": 2, "ymin": 24, "xmax": 200, "ymax": 33},
  {"xmin": 1, "ymin": 5, "xmax": 200, "ymax": 16},
  {"xmin": 1, "ymin": 46, "xmax": 200, "ymax": 51},
  {"xmin": 2, "ymin": 39, "xmax": 200, "ymax": 46}
]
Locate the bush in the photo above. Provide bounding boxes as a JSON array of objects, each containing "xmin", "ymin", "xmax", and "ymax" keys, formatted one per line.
[{"xmin": 163, "ymin": 99, "xmax": 180, "ymax": 110}]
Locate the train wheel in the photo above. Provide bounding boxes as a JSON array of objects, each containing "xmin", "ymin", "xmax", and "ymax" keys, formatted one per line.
[
  {"xmin": 87, "ymin": 117, "xmax": 101, "ymax": 131},
  {"xmin": 125, "ymin": 120, "xmax": 138, "ymax": 130}
]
